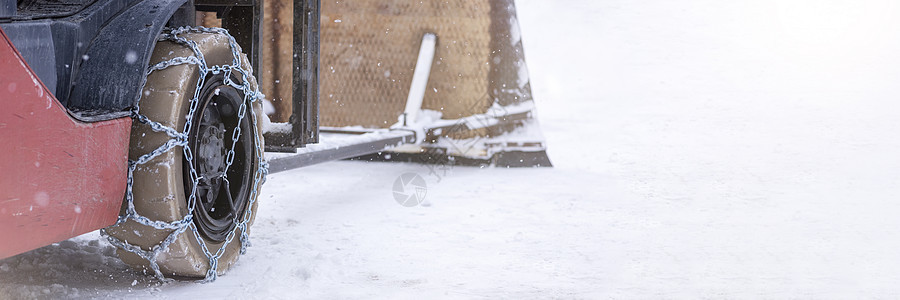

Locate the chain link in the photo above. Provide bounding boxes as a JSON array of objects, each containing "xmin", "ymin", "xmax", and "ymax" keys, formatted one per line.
[{"xmin": 100, "ymin": 26, "xmax": 269, "ymax": 283}]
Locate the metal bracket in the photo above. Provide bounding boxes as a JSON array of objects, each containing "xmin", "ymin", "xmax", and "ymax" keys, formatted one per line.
[
  {"xmin": 263, "ymin": 0, "xmax": 320, "ymax": 152},
  {"xmin": 195, "ymin": 0, "xmax": 261, "ymax": 79}
]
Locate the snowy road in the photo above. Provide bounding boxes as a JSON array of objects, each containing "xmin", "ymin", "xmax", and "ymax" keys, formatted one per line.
[{"xmin": 5, "ymin": 0, "xmax": 900, "ymax": 298}]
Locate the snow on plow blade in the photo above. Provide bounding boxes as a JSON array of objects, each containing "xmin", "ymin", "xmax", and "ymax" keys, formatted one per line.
[{"xmin": 317, "ymin": 0, "xmax": 551, "ymax": 167}]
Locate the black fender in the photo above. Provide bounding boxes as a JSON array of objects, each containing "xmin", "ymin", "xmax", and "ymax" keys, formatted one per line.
[{"xmin": 68, "ymin": 0, "xmax": 190, "ymax": 121}]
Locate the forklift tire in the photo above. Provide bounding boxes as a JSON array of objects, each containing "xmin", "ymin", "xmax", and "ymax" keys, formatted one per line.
[{"xmin": 105, "ymin": 31, "xmax": 264, "ymax": 278}]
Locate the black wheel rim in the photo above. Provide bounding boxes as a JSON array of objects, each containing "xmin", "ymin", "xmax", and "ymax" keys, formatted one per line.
[{"xmin": 184, "ymin": 73, "xmax": 255, "ymax": 243}]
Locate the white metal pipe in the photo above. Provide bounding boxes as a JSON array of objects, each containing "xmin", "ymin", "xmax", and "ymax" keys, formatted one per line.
[{"xmin": 402, "ymin": 33, "xmax": 437, "ymax": 125}]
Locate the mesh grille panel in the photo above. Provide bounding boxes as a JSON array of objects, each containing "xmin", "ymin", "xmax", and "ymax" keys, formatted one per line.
[{"xmin": 320, "ymin": 0, "xmax": 493, "ymax": 128}]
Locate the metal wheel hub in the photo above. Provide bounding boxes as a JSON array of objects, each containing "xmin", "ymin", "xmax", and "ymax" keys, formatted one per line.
[{"xmin": 184, "ymin": 74, "xmax": 255, "ymax": 243}]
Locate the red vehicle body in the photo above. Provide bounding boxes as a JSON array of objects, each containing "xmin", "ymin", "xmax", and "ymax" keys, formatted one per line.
[{"xmin": 0, "ymin": 28, "xmax": 131, "ymax": 259}]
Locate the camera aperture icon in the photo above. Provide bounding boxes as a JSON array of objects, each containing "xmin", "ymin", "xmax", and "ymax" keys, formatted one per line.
[{"xmin": 392, "ymin": 173, "xmax": 428, "ymax": 207}]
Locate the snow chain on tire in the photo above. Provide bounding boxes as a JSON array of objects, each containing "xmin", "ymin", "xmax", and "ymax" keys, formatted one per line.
[{"xmin": 100, "ymin": 27, "xmax": 268, "ymax": 283}]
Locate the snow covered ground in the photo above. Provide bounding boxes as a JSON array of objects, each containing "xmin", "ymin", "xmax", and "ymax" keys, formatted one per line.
[{"xmin": 5, "ymin": 0, "xmax": 900, "ymax": 298}]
